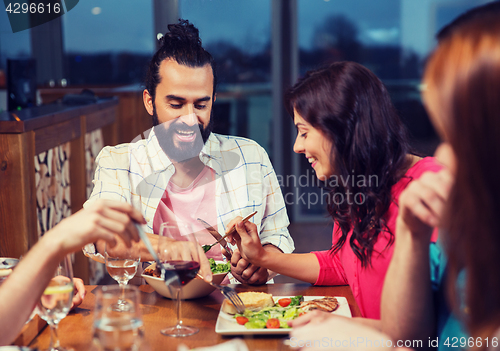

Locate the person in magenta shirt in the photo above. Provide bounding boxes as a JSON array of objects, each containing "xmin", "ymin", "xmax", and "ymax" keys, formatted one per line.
[
  {"xmin": 226, "ymin": 61, "xmax": 440, "ymax": 321},
  {"xmin": 313, "ymin": 157, "xmax": 440, "ymax": 318}
]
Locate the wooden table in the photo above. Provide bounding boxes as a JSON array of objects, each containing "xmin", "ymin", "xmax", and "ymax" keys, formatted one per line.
[{"xmin": 28, "ymin": 283, "xmax": 360, "ymax": 350}]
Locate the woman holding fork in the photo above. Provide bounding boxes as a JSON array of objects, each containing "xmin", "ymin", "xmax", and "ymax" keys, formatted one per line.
[{"xmin": 226, "ymin": 61, "xmax": 442, "ymax": 322}]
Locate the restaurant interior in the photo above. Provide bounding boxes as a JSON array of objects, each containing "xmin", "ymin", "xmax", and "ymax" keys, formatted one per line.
[{"xmin": 0, "ymin": 0, "xmax": 497, "ymax": 350}]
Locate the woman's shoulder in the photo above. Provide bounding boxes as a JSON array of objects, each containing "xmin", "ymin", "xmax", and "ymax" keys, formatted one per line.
[
  {"xmin": 391, "ymin": 157, "xmax": 442, "ymax": 197},
  {"xmin": 405, "ymin": 156, "xmax": 443, "ymax": 179}
]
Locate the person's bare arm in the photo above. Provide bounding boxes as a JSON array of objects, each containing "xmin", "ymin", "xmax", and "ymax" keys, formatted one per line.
[
  {"xmin": 381, "ymin": 170, "xmax": 453, "ymax": 342},
  {"xmin": 0, "ymin": 236, "xmax": 64, "ymax": 346},
  {"xmin": 0, "ymin": 200, "xmax": 143, "ymax": 346},
  {"xmin": 381, "ymin": 221, "xmax": 435, "ymax": 342}
]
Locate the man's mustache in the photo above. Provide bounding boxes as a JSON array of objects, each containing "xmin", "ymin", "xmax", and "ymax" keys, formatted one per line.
[
  {"xmin": 169, "ymin": 121, "xmax": 203, "ymax": 136},
  {"xmin": 172, "ymin": 126, "xmax": 200, "ymax": 134}
]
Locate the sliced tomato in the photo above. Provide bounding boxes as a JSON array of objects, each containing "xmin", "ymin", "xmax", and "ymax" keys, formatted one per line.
[
  {"xmin": 236, "ymin": 316, "xmax": 248, "ymax": 325},
  {"xmin": 266, "ymin": 318, "xmax": 280, "ymax": 329},
  {"xmin": 278, "ymin": 298, "xmax": 292, "ymax": 307}
]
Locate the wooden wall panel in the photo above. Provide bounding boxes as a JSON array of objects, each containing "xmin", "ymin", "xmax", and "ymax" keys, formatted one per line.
[
  {"xmin": 0, "ymin": 132, "xmax": 38, "ymax": 258},
  {"xmin": 69, "ymin": 116, "xmax": 89, "ymax": 282},
  {"xmin": 35, "ymin": 118, "xmax": 81, "ymax": 155}
]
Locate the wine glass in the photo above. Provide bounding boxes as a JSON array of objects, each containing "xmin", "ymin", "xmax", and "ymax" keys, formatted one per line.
[
  {"xmin": 37, "ymin": 255, "xmax": 74, "ymax": 351},
  {"xmin": 158, "ymin": 221, "xmax": 201, "ymax": 337},
  {"xmin": 105, "ymin": 242, "xmax": 141, "ymax": 312},
  {"xmin": 92, "ymin": 285, "xmax": 144, "ymax": 351}
]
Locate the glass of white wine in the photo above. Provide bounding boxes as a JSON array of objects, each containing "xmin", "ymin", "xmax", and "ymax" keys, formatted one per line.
[
  {"xmin": 105, "ymin": 243, "xmax": 141, "ymax": 312},
  {"xmin": 37, "ymin": 255, "xmax": 74, "ymax": 351},
  {"xmin": 92, "ymin": 285, "xmax": 144, "ymax": 351}
]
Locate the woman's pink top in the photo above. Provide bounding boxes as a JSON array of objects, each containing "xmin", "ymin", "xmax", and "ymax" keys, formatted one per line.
[{"xmin": 313, "ymin": 157, "xmax": 441, "ymax": 319}]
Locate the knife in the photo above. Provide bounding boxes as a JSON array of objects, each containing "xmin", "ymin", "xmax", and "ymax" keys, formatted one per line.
[
  {"xmin": 197, "ymin": 218, "xmax": 234, "ymax": 258},
  {"xmin": 198, "ymin": 211, "xmax": 258, "ymax": 257}
]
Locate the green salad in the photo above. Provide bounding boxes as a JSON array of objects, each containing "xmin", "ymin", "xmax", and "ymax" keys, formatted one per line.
[
  {"xmin": 234, "ymin": 295, "xmax": 304, "ymax": 329},
  {"xmin": 209, "ymin": 258, "xmax": 231, "ymax": 274}
]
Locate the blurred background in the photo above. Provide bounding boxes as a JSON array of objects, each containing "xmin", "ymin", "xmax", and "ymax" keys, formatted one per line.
[{"xmin": 0, "ymin": 1, "xmax": 496, "ymax": 282}]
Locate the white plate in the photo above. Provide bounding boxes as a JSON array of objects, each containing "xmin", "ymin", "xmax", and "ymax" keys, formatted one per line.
[{"xmin": 215, "ymin": 296, "xmax": 351, "ymax": 335}]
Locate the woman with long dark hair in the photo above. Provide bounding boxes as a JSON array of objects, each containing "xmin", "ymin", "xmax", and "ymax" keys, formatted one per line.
[{"xmin": 227, "ymin": 61, "xmax": 441, "ymax": 320}]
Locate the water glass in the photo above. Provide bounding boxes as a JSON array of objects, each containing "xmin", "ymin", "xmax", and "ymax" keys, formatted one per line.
[
  {"xmin": 105, "ymin": 243, "xmax": 141, "ymax": 312},
  {"xmin": 92, "ymin": 285, "xmax": 144, "ymax": 351},
  {"xmin": 37, "ymin": 255, "xmax": 74, "ymax": 351}
]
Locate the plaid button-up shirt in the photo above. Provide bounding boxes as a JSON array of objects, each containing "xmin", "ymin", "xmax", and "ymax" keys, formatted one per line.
[{"xmin": 83, "ymin": 129, "xmax": 294, "ymax": 262}]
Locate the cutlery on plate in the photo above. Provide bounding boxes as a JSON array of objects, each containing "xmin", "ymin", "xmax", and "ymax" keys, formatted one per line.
[{"xmin": 196, "ymin": 273, "xmax": 246, "ymax": 313}]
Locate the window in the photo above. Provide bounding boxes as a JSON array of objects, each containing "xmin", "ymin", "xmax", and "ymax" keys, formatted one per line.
[
  {"xmin": 62, "ymin": 0, "xmax": 154, "ymax": 85},
  {"xmin": 293, "ymin": 0, "xmax": 494, "ymax": 220},
  {"xmin": 180, "ymin": 0, "xmax": 273, "ymax": 153}
]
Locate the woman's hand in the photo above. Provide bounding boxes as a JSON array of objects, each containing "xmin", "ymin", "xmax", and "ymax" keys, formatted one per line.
[{"xmin": 225, "ymin": 217, "xmax": 267, "ymax": 266}]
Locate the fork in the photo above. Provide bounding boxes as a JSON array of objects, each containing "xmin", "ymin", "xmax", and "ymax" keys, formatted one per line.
[
  {"xmin": 200, "ymin": 211, "xmax": 257, "ymax": 253},
  {"xmin": 197, "ymin": 273, "xmax": 246, "ymax": 313}
]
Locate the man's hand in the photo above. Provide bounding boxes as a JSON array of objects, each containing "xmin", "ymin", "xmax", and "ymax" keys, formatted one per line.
[
  {"xmin": 225, "ymin": 216, "xmax": 283, "ymax": 285},
  {"xmin": 230, "ymin": 249, "xmax": 269, "ymax": 285},
  {"xmin": 158, "ymin": 238, "xmax": 212, "ymax": 282}
]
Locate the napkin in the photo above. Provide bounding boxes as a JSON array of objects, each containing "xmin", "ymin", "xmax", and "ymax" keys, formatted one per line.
[{"xmin": 177, "ymin": 339, "xmax": 249, "ymax": 351}]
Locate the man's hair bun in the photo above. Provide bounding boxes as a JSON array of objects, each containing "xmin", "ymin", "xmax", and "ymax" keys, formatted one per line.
[{"xmin": 161, "ymin": 19, "xmax": 202, "ymax": 47}]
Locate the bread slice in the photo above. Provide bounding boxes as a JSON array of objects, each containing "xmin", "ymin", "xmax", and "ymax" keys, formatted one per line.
[{"xmin": 222, "ymin": 292, "xmax": 274, "ymax": 314}]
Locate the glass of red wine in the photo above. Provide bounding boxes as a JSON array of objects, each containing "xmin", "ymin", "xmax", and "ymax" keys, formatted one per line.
[{"xmin": 158, "ymin": 221, "xmax": 201, "ymax": 337}]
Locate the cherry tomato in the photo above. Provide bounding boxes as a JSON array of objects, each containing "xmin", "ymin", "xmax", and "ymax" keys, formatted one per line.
[
  {"xmin": 278, "ymin": 298, "xmax": 291, "ymax": 307},
  {"xmin": 266, "ymin": 318, "xmax": 280, "ymax": 329},
  {"xmin": 236, "ymin": 316, "xmax": 248, "ymax": 325}
]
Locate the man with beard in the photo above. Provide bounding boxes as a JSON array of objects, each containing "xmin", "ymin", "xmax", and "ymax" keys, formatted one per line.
[{"xmin": 82, "ymin": 20, "xmax": 294, "ymax": 285}]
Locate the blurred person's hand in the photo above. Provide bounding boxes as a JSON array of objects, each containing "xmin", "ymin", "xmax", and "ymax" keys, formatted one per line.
[
  {"xmin": 288, "ymin": 310, "xmax": 343, "ymax": 328},
  {"xmin": 397, "ymin": 168, "xmax": 453, "ymax": 241},
  {"xmin": 290, "ymin": 316, "xmax": 410, "ymax": 351},
  {"xmin": 71, "ymin": 278, "xmax": 86, "ymax": 309},
  {"xmin": 44, "ymin": 199, "xmax": 145, "ymax": 257}
]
